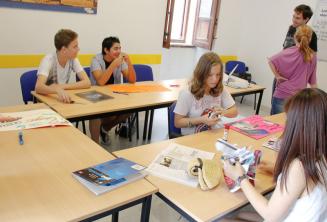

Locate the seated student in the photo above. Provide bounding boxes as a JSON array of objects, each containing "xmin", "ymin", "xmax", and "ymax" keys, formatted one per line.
[
  {"xmin": 35, "ymin": 29, "xmax": 91, "ymax": 103},
  {"xmin": 269, "ymin": 24, "xmax": 317, "ymax": 115},
  {"xmin": 0, "ymin": 115, "xmax": 20, "ymax": 123},
  {"xmin": 223, "ymin": 88, "xmax": 327, "ymax": 222},
  {"xmin": 174, "ymin": 52, "xmax": 238, "ymax": 135},
  {"xmin": 89, "ymin": 36, "xmax": 136, "ymax": 144}
]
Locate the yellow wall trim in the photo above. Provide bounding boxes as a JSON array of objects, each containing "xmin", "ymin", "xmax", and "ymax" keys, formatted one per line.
[
  {"xmin": 0, "ymin": 54, "xmax": 162, "ymax": 68},
  {"xmin": 0, "ymin": 54, "xmax": 237, "ymax": 68}
]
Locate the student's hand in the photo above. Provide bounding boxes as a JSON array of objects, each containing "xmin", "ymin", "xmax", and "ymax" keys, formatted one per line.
[
  {"xmin": 54, "ymin": 86, "xmax": 71, "ymax": 103},
  {"xmin": 0, "ymin": 116, "xmax": 21, "ymax": 123},
  {"xmin": 276, "ymin": 75, "xmax": 288, "ymax": 82},
  {"xmin": 112, "ymin": 55, "xmax": 124, "ymax": 68},
  {"xmin": 121, "ymin": 52, "xmax": 131, "ymax": 63},
  {"xmin": 223, "ymin": 161, "xmax": 245, "ymax": 181},
  {"xmin": 202, "ymin": 114, "xmax": 219, "ymax": 126}
]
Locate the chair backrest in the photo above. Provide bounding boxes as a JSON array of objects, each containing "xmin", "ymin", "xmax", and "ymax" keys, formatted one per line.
[
  {"xmin": 225, "ymin": 61, "xmax": 247, "ymax": 74},
  {"xmin": 76, "ymin": 67, "xmax": 91, "ymax": 82},
  {"xmin": 168, "ymin": 102, "xmax": 182, "ymax": 139},
  {"xmin": 20, "ymin": 70, "xmax": 38, "ymax": 104},
  {"xmin": 124, "ymin": 64, "xmax": 154, "ymax": 83}
]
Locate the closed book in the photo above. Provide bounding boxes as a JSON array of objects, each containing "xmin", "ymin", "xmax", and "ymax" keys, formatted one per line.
[{"xmin": 73, "ymin": 158, "xmax": 146, "ymax": 195}]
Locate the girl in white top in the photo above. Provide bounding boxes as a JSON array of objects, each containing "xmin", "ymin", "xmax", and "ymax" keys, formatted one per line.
[
  {"xmin": 223, "ymin": 88, "xmax": 327, "ymax": 222},
  {"xmin": 174, "ymin": 52, "xmax": 238, "ymax": 135}
]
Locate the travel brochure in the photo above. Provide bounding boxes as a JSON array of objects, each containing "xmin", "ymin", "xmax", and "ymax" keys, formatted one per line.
[
  {"xmin": 75, "ymin": 90, "xmax": 113, "ymax": 103},
  {"xmin": 216, "ymin": 139, "xmax": 262, "ymax": 192},
  {"xmin": 0, "ymin": 109, "xmax": 71, "ymax": 131},
  {"xmin": 73, "ymin": 158, "xmax": 147, "ymax": 195},
  {"xmin": 228, "ymin": 115, "xmax": 284, "ymax": 140}
]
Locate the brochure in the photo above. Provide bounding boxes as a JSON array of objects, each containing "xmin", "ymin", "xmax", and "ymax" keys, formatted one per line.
[
  {"xmin": 228, "ymin": 115, "xmax": 284, "ymax": 140},
  {"xmin": 216, "ymin": 139, "xmax": 262, "ymax": 192},
  {"xmin": 73, "ymin": 158, "xmax": 147, "ymax": 195},
  {"xmin": 75, "ymin": 90, "xmax": 113, "ymax": 103},
  {"xmin": 0, "ymin": 109, "xmax": 71, "ymax": 131}
]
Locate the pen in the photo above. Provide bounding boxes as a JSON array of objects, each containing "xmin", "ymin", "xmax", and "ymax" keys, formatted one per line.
[
  {"xmin": 112, "ymin": 91, "xmax": 129, "ymax": 95},
  {"xmin": 18, "ymin": 130, "xmax": 24, "ymax": 145}
]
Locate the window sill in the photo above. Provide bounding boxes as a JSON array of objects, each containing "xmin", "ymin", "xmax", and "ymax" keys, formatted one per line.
[{"xmin": 170, "ymin": 43, "xmax": 195, "ymax": 48}]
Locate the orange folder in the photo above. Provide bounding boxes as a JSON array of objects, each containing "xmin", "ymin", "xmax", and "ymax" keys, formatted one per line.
[{"xmin": 108, "ymin": 84, "xmax": 170, "ymax": 93}]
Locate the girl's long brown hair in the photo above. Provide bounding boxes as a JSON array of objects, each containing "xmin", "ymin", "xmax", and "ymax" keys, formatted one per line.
[
  {"xmin": 295, "ymin": 25, "xmax": 314, "ymax": 63},
  {"xmin": 274, "ymin": 88, "xmax": 327, "ymax": 192},
  {"xmin": 190, "ymin": 52, "xmax": 224, "ymax": 100}
]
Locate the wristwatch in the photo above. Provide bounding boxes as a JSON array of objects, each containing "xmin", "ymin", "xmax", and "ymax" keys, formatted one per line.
[{"xmin": 236, "ymin": 174, "xmax": 247, "ymax": 186}]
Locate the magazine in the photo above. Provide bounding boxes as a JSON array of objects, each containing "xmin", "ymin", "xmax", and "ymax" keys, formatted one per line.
[
  {"xmin": 228, "ymin": 115, "xmax": 284, "ymax": 140},
  {"xmin": 0, "ymin": 109, "xmax": 71, "ymax": 131},
  {"xmin": 147, "ymin": 143, "xmax": 215, "ymax": 187},
  {"xmin": 73, "ymin": 158, "xmax": 147, "ymax": 195},
  {"xmin": 75, "ymin": 90, "xmax": 113, "ymax": 103},
  {"xmin": 216, "ymin": 139, "xmax": 262, "ymax": 192},
  {"xmin": 262, "ymin": 137, "xmax": 281, "ymax": 151}
]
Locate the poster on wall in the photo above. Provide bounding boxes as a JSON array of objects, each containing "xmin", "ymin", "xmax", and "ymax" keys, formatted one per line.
[
  {"xmin": 312, "ymin": 0, "xmax": 327, "ymax": 61},
  {"xmin": 0, "ymin": 0, "xmax": 98, "ymax": 14}
]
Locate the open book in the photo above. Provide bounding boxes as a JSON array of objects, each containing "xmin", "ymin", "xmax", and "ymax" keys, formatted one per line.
[
  {"xmin": 228, "ymin": 115, "xmax": 284, "ymax": 140},
  {"xmin": 73, "ymin": 158, "xmax": 147, "ymax": 195},
  {"xmin": 147, "ymin": 143, "xmax": 215, "ymax": 187},
  {"xmin": 0, "ymin": 109, "xmax": 71, "ymax": 131}
]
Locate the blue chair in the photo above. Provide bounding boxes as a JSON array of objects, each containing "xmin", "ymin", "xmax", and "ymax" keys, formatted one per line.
[
  {"xmin": 76, "ymin": 67, "xmax": 91, "ymax": 81},
  {"xmin": 225, "ymin": 60, "xmax": 257, "ymax": 110},
  {"xmin": 168, "ymin": 102, "xmax": 181, "ymax": 139},
  {"xmin": 75, "ymin": 67, "xmax": 92, "ymax": 134},
  {"xmin": 225, "ymin": 61, "xmax": 247, "ymax": 74},
  {"xmin": 123, "ymin": 64, "xmax": 154, "ymax": 141},
  {"xmin": 20, "ymin": 70, "xmax": 38, "ymax": 104}
]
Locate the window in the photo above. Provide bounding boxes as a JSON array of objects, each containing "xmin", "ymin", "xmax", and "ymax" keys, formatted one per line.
[{"xmin": 163, "ymin": 0, "xmax": 220, "ymax": 49}]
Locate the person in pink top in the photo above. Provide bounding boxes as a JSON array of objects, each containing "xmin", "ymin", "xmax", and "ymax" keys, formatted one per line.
[{"xmin": 268, "ymin": 24, "xmax": 317, "ymax": 114}]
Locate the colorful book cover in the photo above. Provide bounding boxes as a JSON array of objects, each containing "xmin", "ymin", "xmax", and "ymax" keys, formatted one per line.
[
  {"xmin": 228, "ymin": 115, "xmax": 284, "ymax": 140},
  {"xmin": 73, "ymin": 158, "xmax": 146, "ymax": 195}
]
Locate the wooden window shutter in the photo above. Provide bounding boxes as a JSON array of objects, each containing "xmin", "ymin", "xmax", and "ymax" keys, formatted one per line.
[
  {"xmin": 192, "ymin": 0, "xmax": 220, "ymax": 50},
  {"xmin": 163, "ymin": 0, "xmax": 175, "ymax": 49}
]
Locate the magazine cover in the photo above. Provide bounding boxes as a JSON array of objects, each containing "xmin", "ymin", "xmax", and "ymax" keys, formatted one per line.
[
  {"xmin": 73, "ymin": 158, "xmax": 147, "ymax": 195},
  {"xmin": 0, "ymin": 109, "xmax": 71, "ymax": 131},
  {"xmin": 228, "ymin": 115, "xmax": 284, "ymax": 140},
  {"xmin": 147, "ymin": 143, "xmax": 215, "ymax": 187},
  {"xmin": 75, "ymin": 90, "xmax": 113, "ymax": 103}
]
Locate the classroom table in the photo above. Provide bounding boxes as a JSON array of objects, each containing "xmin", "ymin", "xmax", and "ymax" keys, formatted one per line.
[
  {"xmin": 113, "ymin": 114, "xmax": 285, "ymax": 222},
  {"xmin": 32, "ymin": 79, "xmax": 265, "ymax": 140},
  {"xmin": 0, "ymin": 103, "xmax": 157, "ymax": 222}
]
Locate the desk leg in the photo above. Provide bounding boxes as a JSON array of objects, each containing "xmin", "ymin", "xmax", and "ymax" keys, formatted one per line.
[
  {"xmin": 147, "ymin": 110, "xmax": 154, "ymax": 140},
  {"xmin": 255, "ymin": 90, "xmax": 264, "ymax": 115},
  {"xmin": 112, "ymin": 212, "xmax": 119, "ymax": 222},
  {"xmin": 143, "ymin": 111, "xmax": 149, "ymax": 140},
  {"xmin": 141, "ymin": 195, "xmax": 152, "ymax": 222}
]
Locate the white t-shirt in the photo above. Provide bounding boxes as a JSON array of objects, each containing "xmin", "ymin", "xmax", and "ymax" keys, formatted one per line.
[
  {"xmin": 37, "ymin": 53, "xmax": 83, "ymax": 85},
  {"xmin": 174, "ymin": 87, "xmax": 235, "ymax": 135}
]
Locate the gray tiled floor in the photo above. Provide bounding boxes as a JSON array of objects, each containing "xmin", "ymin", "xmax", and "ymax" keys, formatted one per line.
[{"xmin": 78, "ymin": 98, "xmax": 270, "ymax": 222}]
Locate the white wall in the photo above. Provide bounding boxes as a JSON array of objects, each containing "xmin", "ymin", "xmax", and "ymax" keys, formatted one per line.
[
  {"xmin": 237, "ymin": 0, "xmax": 327, "ymax": 108},
  {"xmin": 2, "ymin": 0, "xmax": 327, "ymax": 109},
  {"xmin": 0, "ymin": 0, "xmax": 166, "ymax": 106},
  {"xmin": 161, "ymin": 0, "xmax": 327, "ymax": 110}
]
